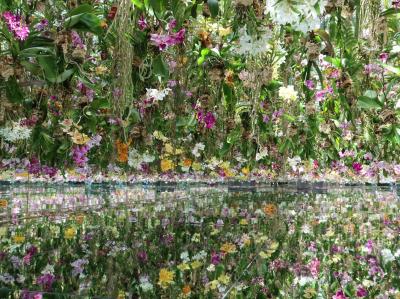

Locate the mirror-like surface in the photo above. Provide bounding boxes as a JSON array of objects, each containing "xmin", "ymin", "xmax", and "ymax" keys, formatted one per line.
[{"xmin": 0, "ymin": 184, "xmax": 399, "ymax": 298}]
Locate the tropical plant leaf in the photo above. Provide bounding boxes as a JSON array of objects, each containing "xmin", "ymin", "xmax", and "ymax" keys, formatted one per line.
[
  {"xmin": 64, "ymin": 13, "xmax": 102, "ymax": 35},
  {"xmin": 207, "ymin": 0, "xmax": 219, "ymax": 18},
  {"xmin": 357, "ymin": 92, "xmax": 382, "ymax": 109},
  {"xmin": 37, "ymin": 55, "xmax": 58, "ymax": 82},
  {"xmin": 153, "ymin": 55, "xmax": 169, "ymax": 78},
  {"xmin": 68, "ymin": 4, "xmax": 94, "ymax": 16},
  {"xmin": 50, "ymin": 69, "xmax": 75, "ymax": 83}
]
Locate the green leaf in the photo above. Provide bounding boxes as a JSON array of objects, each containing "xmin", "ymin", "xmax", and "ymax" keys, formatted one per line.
[
  {"xmin": 50, "ymin": 69, "xmax": 75, "ymax": 83},
  {"xmin": 131, "ymin": 0, "xmax": 144, "ymax": 9},
  {"xmin": 23, "ymin": 36, "xmax": 54, "ymax": 48},
  {"xmin": 265, "ymin": 80, "xmax": 282, "ymax": 91},
  {"xmin": 68, "ymin": 4, "xmax": 94, "ymax": 16},
  {"xmin": 380, "ymin": 8, "xmax": 400, "ymax": 17},
  {"xmin": 197, "ymin": 56, "xmax": 205, "ymax": 65},
  {"xmin": 149, "ymin": 0, "xmax": 162, "ymax": 12},
  {"xmin": 324, "ymin": 56, "xmax": 341, "ymax": 68},
  {"xmin": 380, "ymin": 63, "xmax": 400, "ymax": 76},
  {"xmin": 191, "ymin": 3, "xmax": 198, "ymax": 18},
  {"xmin": 20, "ymin": 61, "xmax": 41, "ymax": 73},
  {"xmin": 357, "ymin": 96, "xmax": 382, "ymax": 109},
  {"xmin": 91, "ymin": 98, "xmax": 110, "ymax": 110},
  {"xmin": 37, "ymin": 55, "xmax": 58, "ymax": 82},
  {"xmin": 19, "ymin": 47, "xmax": 55, "ymax": 57},
  {"xmin": 201, "ymin": 48, "xmax": 210, "ymax": 56},
  {"xmin": 284, "ymin": 114, "xmax": 295, "ymax": 122},
  {"xmin": 5, "ymin": 77, "xmax": 24, "ymax": 103},
  {"xmin": 64, "ymin": 13, "xmax": 102, "ymax": 35},
  {"xmin": 207, "ymin": 0, "xmax": 219, "ymax": 18},
  {"xmin": 364, "ymin": 90, "xmax": 377, "ymax": 99},
  {"xmin": 152, "ymin": 55, "xmax": 169, "ymax": 78}
]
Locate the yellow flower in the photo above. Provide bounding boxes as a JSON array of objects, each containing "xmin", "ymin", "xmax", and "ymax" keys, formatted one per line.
[
  {"xmin": 177, "ymin": 263, "xmax": 190, "ymax": 271},
  {"xmin": 100, "ymin": 20, "xmax": 108, "ymax": 29},
  {"xmin": 190, "ymin": 260, "xmax": 202, "ymax": 270},
  {"xmin": 70, "ymin": 130, "xmax": 90, "ymax": 145},
  {"xmin": 191, "ymin": 233, "xmax": 201, "ymax": 243},
  {"xmin": 241, "ymin": 167, "xmax": 250, "ymax": 176},
  {"xmin": 153, "ymin": 130, "xmax": 168, "ymax": 142},
  {"xmin": 259, "ymin": 251, "xmax": 270, "ymax": 259},
  {"xmin": 208, "ymin": 279, "xmax": 219, "ymax": 290},
  {"xmin": 239, "ymin": 219, "xmax": 248, "ymax": 225},
  {"xmin": 218, "ymin": 27, "xmax": 232, "ymax": 37},
  {"xmin": 160, "ymin": 159, "xmax": 174, "ymax": 172},
  {"xmin": 164, "ymin": 143, "xmax": 174, "ymax": 154},
  {"xmin": 13, "ymin": 235, "xmax": 25, "ymax": 244},
  {"xmin": 175, "ymin": 148, "xmax": 184, "ymax": 155},
  {"xmin": 0, "ymin": 199, "xmax": 8, "ymax": 208},
  {"xmin": 218, "ymin": 274, "xmax": 230, "ymax": 285},
  {"xmin": 117, "ymin": 291, "xmax": 125, "ymax": 299},
  {"xmin": 220, "ymin": 242, "xmax": 236, "ymax": 254},
  {"xmin": 192, "ymin": 162, "xmax": 202, "ymax": 171},
  {"xmin": 326, "ymin": 228, "xmax": 335, "ymax": 237},
  {"xmin": 242, "ymin": 235, "xmax": 251, "ymax": 246},
  {"xmin": 16, "ymin": 172, "xmax": 29, "ymax": 178},
  {"xmin": 95, "ymin": 65, "xmax": 108, "ymax": 75},
  {"xmin": 64, "ymin": 227, "xmax": 77, "ymax": 239},
  {"xmin": 158, "ymin": 268, "xmax": 174, "ymax": 287},
  {"xmin": 0, "ymin": 227, "xmax": 7, "ymax": 237},
  {"xmin": 304, "ymin": 287, "xmax": 317, "ymax": 298}
]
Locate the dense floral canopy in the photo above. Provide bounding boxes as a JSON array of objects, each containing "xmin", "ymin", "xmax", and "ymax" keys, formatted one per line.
[{"xmin": 0, "ymin": 0, "xmax": 399, "ymax": 182}]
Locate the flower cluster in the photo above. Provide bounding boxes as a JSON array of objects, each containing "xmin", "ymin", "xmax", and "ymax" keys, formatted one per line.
[{"xmin": 2, "ymin": 11, "xmax": 30, "ymax": 40}]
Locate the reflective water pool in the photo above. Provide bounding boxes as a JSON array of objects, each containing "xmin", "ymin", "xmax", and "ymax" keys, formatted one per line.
[{"xmin": 0, "ymin": 183, "xmax": 399, "ymax": 298}]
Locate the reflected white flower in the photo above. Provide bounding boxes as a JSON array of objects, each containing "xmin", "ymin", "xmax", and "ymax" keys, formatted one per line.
[
  {"xmin": 180, "ymin": 251, "xmax": 190, "ymax": 262},
  {"xmin": 381, "ymin": 248, "xmax": 395, "ymax": 264},
  {"xmin": 139, "ymin": 275, "xmax": 154, "ymax": 292},
  {"xmin": 301, "ymin": 224, "xmax": 312, "ymax": 234}
]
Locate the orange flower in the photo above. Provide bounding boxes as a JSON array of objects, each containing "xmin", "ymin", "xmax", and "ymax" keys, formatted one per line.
[
  {"xmin": 220, "ymin": 242, "xmax": 236, "ymax": 254},
  {"xmin": 0, "ymin": 199, "xmax": 8, "ymax": 208},
  {"xmin": 116, "ymin": 139, "xmax": 130, "ymax": 163},
  {"xmin": 183, "ymin": 158, "xmax": 192, "ymax": 167},
  {"xmin": 263, "ymin": 204, "xmax": 277, "ymax": 216},
  {"xmin": 182, "ymin": 285, "xmax": 191, "ymax": 296}
]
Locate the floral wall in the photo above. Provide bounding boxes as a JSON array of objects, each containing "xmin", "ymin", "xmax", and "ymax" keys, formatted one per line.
[{"xmin": 0, "ymin": 0, "xmax": 399, "ymax": 181}]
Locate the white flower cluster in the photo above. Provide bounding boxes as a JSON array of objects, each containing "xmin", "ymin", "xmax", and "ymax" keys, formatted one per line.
[
  {"xmin": 191, "ymin": 142, "xmax": 205, "ymax": 157},
  {"xmin": 279, "ymin": 85, "xmax": 298, "ymax": 102},
  {"xmin": 145, "ymin": 87, "xmax": 172, "ymax": 101},
  {"xmin": 139, "ymin": 275, "xmax": 154, "ymax": 292},
  {"xmin": 236, "ymin": 26, "xmax": 272, "ymax": 56},
  {"xmin": 265, "ymin": 0, "xmax": 327, "ymax": 33},
  {"xmin": 0, "ymin": 122, "xmax": 32, "ymax": 143},
  {"xmin": 128, "ymin": 149, "xmax": 155, "ymax": 169}
]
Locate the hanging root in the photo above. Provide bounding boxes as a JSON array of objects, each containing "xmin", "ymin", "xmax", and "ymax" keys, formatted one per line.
[{"xmin": 111, "ymin": 0, "xmax": 134, "ymax": 121}]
